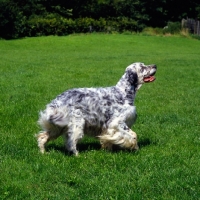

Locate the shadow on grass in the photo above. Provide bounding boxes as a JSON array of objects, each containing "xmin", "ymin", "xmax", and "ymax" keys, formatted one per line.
[
  {"xmin": 46, "ymin": 138, "xmax": 153, "ymax": 155},
  {"xmin": 46, "ymin": 141, "xmax": 101, "ymax": 155},
  {"xmin": 110, "ymin": 138, "xmax": 153, "ymax": 153},
  {"xmin": 138, "ymin": 138, "xmax": 152, "ymax": 147}
]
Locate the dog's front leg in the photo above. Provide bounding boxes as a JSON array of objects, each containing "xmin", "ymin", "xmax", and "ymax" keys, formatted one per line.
[
  {"xmin": 122, "ymin": 105, "xmax": 137, "ymax": 128},
  {"xmin": 99, "ymin": 128, "xmax": 115, "ymax": 150},
  {"xmin": 99, "ymin": 119, "xmax": 138, "ymax": 150}
]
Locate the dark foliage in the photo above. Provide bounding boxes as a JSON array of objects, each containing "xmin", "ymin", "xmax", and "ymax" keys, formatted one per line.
[{"xmin": 0, "ymin": 0, "xmax": 199, "ymax": 39}]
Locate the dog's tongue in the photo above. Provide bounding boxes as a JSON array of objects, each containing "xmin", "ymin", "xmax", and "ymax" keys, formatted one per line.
[{"xmin": 144, "ymin": 76, "xmax": 156, "ymax": 82}]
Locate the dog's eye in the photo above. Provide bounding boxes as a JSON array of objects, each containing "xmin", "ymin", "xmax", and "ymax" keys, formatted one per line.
[{"xmin": 140, "ymin": 67, "xmax": 145, "ymax": 73}]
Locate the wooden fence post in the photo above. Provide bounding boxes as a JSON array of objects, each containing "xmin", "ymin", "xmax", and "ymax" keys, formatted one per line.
[
  {"xmin": 182, "ymin": 18, "xmax": 200, "ymax": 35},
  {"xmin": 197, "ymin": 21, "xmax": 200, "ymax": 35}
]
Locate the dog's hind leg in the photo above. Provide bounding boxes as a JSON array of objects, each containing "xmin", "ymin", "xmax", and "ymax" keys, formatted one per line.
[
  {"xmin": 37, "ymin": 110, "xmax": 64, "ymax": 153},
  {"xmin": 36, "ymin": 131, "xmax": 50, "ymax": 153},
  {"xmin": 64, "ymin": 109, "xmax": 85, "ymax": 156}
]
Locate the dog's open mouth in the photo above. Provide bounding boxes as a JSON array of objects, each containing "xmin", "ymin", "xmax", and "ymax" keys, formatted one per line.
[
  {"xmin": 143, "ymin": 66, "xmax": 157, "ymax": 82},
  {"xmin": 143, "ymin": 76, "xmax": 156, "ymax": 82}
]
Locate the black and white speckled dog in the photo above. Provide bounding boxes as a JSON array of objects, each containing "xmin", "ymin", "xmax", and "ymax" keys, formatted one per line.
[{"xmin": 36, "ymin": 62, "xmax": 157, "ymax": 155}]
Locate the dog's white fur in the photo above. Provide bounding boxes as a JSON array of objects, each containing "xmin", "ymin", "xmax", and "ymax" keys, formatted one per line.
[{"xmin": 36, "ymin": 62, "xmax": 157, "ymax": 155}]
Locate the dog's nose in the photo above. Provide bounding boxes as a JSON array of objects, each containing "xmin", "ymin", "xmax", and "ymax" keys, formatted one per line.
[
  {"xmin": 134, "ymin": 143, "xmax": 139, "ymax": 150},
  {"xmin": 152, "ymin": 64, "xmax": 157, "ymax": 69}
]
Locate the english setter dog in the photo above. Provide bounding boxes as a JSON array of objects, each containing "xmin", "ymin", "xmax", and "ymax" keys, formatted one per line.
[{"xmin": 36, "ymin": 62, "xmax": 157, "ymax": 155}]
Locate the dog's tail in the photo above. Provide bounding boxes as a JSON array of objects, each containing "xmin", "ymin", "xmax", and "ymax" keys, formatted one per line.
[{"xmin": 38, "ymin": 106, "xmax": 70, "ymax": 132}]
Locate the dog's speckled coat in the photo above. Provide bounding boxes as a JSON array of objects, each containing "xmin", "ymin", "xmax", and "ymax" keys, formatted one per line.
[{"xmin": 36, "ymin": 62, "xmax": 157, "ymax": 155}]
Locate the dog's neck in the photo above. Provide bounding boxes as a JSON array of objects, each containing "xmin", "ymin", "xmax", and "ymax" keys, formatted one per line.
[{"xmin": 115, "ymin": 73, "xmax": 138, "ymax": 105}]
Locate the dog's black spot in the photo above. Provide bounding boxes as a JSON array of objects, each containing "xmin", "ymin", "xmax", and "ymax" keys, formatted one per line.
[
  {"xmin": 105, "ymin": 109, "xmax": 113, "ymax": 123},
  {"xmin": 125, "ymin": 89, "xmax": 135, "ymax": 105},
  {"xmin": 76, "ymin": 93, "xmax": 86, "ymax": 103},
  {"xmin": 112, "ymin": 87, "xmax": 125, "ymax": 105},
  {"xmin": 102, "ymin": 94, "xmax": 110, "ymax": 100},
  {"xmin": 125, "ymin": 70, "xmax": 138, "ymax": 86},
  {"xmin": 49, "ymin": 113, "xmax": 64, "ymax": 123},
  {"xmin": 99, "ymin": 120, "xmax": 104, "ymax": 127},
  {"xmin": 140, "ymin": 66, "xmax": 146, "ymax": 73},
  {"xmin": 106, "ymin": 101, "xmax": 112, "ymax": 106},
  {"xmin": 123, "ymin": 125, "xmax": 129, "ymax": 131}
]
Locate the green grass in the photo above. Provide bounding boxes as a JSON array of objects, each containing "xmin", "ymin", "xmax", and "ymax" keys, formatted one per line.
[{"xmin": 0, "ymin": 34, "xmax": 200, "ymax": 199}]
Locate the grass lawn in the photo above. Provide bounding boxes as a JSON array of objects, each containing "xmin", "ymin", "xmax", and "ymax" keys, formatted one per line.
[{"xmin": 0, "ymin": 34, "xmax": 199, "ymax": 199}]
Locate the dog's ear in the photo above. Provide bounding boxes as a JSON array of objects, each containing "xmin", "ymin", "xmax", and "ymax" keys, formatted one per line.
[{"xmin": 125, "ymin": 69, "xmax": 138, "ymax": 86}]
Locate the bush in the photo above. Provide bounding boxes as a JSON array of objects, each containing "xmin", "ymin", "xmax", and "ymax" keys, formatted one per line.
[
  {"xmin": 116, "ymin": 17, "xmax": 138, "ymax": 33},
  {"xmin": 26, "ymin": 15, "xmax": 76, "ymax": 36},
  {"xmin": 0, "ymin": 1, "xmax": 27, "ymax": 39},
  {"xmin": 191, "ymin": 34, "xmax": 200, "ymax": 40},
  {"xmin": 0, "ymin": 12, "xmax": 142, "ymax": 39},
  {"xmin": 25, "ymin": 16, "xmax": 141, "ymax": 37},
  {"xmin": 75, "ymin": 18, "xmax": 95, "ymax": 33},
  {"xmin": 163, "ymin": 21, "xmax": 181, "ymax": 34}
]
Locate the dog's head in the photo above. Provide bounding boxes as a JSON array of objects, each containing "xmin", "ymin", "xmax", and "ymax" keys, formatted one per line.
[{"xmin": 125, "ymin": 62, "xmax": 157, "ymax": 90}]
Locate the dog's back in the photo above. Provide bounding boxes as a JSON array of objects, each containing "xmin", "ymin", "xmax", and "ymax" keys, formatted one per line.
[{"xmin": 40, "ymin": 86, "xmax": 126, "ymax": 129}]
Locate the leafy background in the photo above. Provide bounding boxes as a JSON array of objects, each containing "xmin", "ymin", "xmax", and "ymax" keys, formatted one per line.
[{"xmin": 0, "ymin": 0, "xmax": 200, "ymax": 39}]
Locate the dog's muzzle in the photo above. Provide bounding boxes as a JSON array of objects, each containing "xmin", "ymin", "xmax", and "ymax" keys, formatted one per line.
[{"xmin": 143, "ymin": 65, "xmax": 157, "ymax": 82}]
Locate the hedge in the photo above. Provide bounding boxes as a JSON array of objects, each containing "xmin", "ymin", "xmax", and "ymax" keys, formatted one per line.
[{"xmin": 0, "ymin": 15, "xmax": 141, "ymax": 39}]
